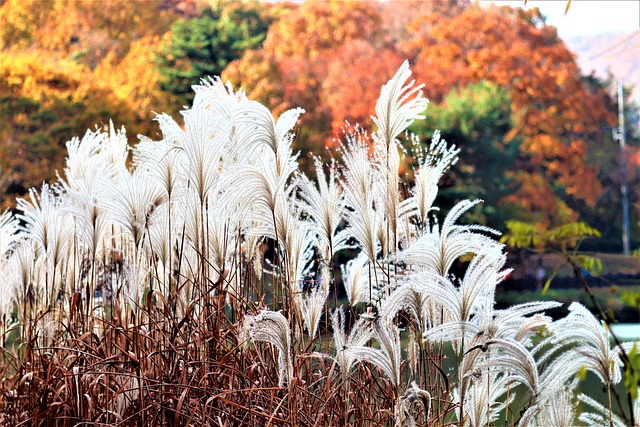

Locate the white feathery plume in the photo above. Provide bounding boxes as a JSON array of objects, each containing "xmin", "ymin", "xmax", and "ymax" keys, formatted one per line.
[
  {"xmin": 532, "ymin": 381, "xmax": 578, "ymax": 427},
  {"xmin": 331, "ymin": 307, "xmax": 372, "ymax": 381},
  {"xmin": 396, "ymin": 199, "xmax": 501, "ymax": 276},
  {"xmin": 242, "ymin": 219, "xmax": 266, "ymax": 280},
  {"xmin": 0, "ymin": 210, "xmax": 19, "ymax": 256},
  {"xmin": 463, "ymin": 371, "xmax": 514, "ymax": 427},
  {"xmin": 192, "ymin": 76, "xmax": 246, "ymax": 117},
  {"xmin": 579, "ymin": 393, "xmax": 639, "ymax": 427},
  {"xmin": 5, "ymin": 240, "xmax": 36, "ymax": 315},
  {"xmin": 371, "ymin": 59, "xmax": 429, "ymax": 149},
  {"xmin": 547, "ymin": 302, "xmax": 624, "ymax": 386},
  {"xmin": 0, "ymin": 262, "xmax": 15, "ymax": 328},
  {"xmin": 61, "ymin": 128, "xmax": 107, "ymax": 192},
  {"xmin": 146, "ymin": 201, "xmax": 175, "ymax": 294},
  {"xmin": 479, "ymin": 338, "xmax": 540, "ymax": 398},
  {"xmin": 278, "ymin": 214, "xmax": 316, "ymax": 319},
  {"xmin": 300, "ymin": 273, "xmax": 329, "ymax": 339},
  {"xmin": 395, "ymin": 381, "xmax": 431, "ymax": 427},
  {"xmin": 123, "ymin": 257, "xmax": 149, "ymax": 316},
  {"xmin": 342, "ymin": 252, "xmax": 374, "ymax": 307},
  {"xmin": 295, "ymin": 158, "xmax": 345, "ymax": 261},
  {"xmin": 490, "ymin": 302, "xmax": 560, "ymax": 342},
  {"xmin": 231, "ymin": 99, "xmax": 304, "ymax": 173},
  {"xmin": 337, "ymin": 129, "xmax": 381, "ymax": 264},
  {"xmin": 379, "ymin": 280, "xmax": 429, "ymax": 332},
  {"xmin": 408, "ymin": 130, "xmax": 460, "ymax": 227},
  {"xmin": 155, "ymin": 94, "xmax": 229, "ymax": 204},
  {"xmin": 16, "ymin": 184, "xmax": 73, "ymax": 263},
  {"xmin": 99, "ymin": 121, "xmax": 131, "ymax": 178},
  {"xmin": 99, "ymin": 167, "xmax": 165, "ymax": 250},
  {"xmin": 64, "ymin": 179, "xmax": 108, "ymax": 260},
  {"xmin": 133, "ymin": 136, "xmax": 183, "ymax": 199},
  {"xmin": 419, "ymin": 248, "xmax": 508, "ymax": 337},
  {"xmin": 16, "ymin": 184, "xmax": 74, "ymax": 303},
  {"xmin": 350, "ymin": 318, "xmax": 403, "ymax": 387},
  {"xmin": 242, "ymin": 310, "xmax": 293, "ymax": 387}
]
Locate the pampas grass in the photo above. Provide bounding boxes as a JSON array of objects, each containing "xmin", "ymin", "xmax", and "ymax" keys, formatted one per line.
[{"xmin": 0, "ymin": 61, "xmax": 637, "ymax": 427}]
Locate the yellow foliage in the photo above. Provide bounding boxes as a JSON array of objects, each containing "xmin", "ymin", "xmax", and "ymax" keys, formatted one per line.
[{"xmin": 94, "ymin": 36, "xmax": 174, "ymax": 118}]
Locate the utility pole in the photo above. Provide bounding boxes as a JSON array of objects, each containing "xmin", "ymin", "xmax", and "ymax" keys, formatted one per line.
[{"xmin": 614, "ymin": 79, "xmax": 630, "ymax": 255}]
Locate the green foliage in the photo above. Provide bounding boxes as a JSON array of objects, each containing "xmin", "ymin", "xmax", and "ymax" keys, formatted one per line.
[
  {"xmin": 500, "ymin": 220, "xmax": 544, "ymax": 249},
  {"xmin": 625, "ymin": 344, "xmax": 640, "ymax": 400},
  {"xmin": 575, "ymin": 255, "xmax": 603, "ymax": 276},
  {"xmin": 621, "ymin": 291, "xmax": 640, "ymax": 308},
  {"xmin": 501, "ymin": 220, "xmax": 603, "ymax": 295},
  {"xmin": 156, "ymin": 2, "xmax": 269, "ymax": 105},
  {"xmin": 546, "ymin": 222, "xmax": 601, "ymax": 250},
  {"xmin": 411, "ymin": 81, "xmax": 521, "ymax": 228},
  {"xmin": 502, "ymin": 220, "xmax": 601, "ymax": 252}
]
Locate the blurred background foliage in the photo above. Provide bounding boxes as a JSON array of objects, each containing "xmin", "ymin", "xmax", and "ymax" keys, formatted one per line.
[{"xmin": 0, "ymin": 0, "xmax": 638, "ymax": 252}]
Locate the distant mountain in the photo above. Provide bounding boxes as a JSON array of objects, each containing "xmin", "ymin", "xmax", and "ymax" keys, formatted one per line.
[{"xmin": 564, "ymin": 32, "xmax": 640, "ymax": 103}]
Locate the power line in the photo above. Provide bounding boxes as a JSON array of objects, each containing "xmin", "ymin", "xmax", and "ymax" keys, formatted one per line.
[
  {"xmin": 579, "ymin": 31, "xmax": 640, "ymax": 64},
  {"xmin": 584, "ymin": 41, "xmax": 640, "ymax": 63}
]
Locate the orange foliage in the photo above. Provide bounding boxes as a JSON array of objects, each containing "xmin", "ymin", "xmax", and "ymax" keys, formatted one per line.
[
  {"xmin": 405, "ymin": 5, "xmax": 615, "ymax": 209},
  {"xmin": 322, "ymin": 41, "xmax": 404, "ymax": 138},
  {"xmin": 224, "ymin": 1, "xmax": 384, "ymax": 154}
]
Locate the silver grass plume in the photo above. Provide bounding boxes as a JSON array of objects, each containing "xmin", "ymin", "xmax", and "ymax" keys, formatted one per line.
[
  {"xmin": 463, "ymin": 371, "xmax": 514, "ymax": 427},
  {"xmin": 16, "ymin": 184, "xmax": 74, "ymax": 303},
  {"xmin": 579, "ymin": 392, "xmax": 639, "ymax": 427},
  {"xmin": 295, "ymin": 157, "xmax": 345, "ymax": 261},
  {"xmin": 0, "ymin": 210, "xmax": 19, "ymax": 256},
  {"xmin": 370, "ymin": 60, "xmax": 428, "ymax": 257},
  {"xmin": 395, "ymin": 381, "xmax": 431, "ymax": 427},
  {"xmin": 123, "ymin": 257, "xmax": 150, "ymax": 316},
  {"xmin": 5, "ymin": 241, "xmax": 36, "ymax": 319},
  {"xmin": 379, "ymin": 280, "xmax": 429, "ymax": 332},
  {"xmin": 99, "ymin": 121, "xmax": 130, "ymax": 175},
  {"xmin": 396, "ymin": 199, "xmax": 501, "ymax": 276},
  {"xmin": 98, "ymin": 167, "xmax": 165, "ymax": 250},
  {"xmin": 331, "ymin": 307, "xmax": 372, "ymax": 381},
  {"xmin": 478, "ymin": 339, "xmax": 539, "ymax": 398},
  {"xmin": 242, "ymin": 310, "xmax": 293, "ymax": 387},
  {"xmin": 337, "ymin": 129, "xmax": 380, "ymax": 264},
  {"xmin": 64, "ymin": 179, "xmax": 108, "ymax": 261},
  {"xmin": 420, "ymin": 247, "xmax": 508, "ymax": 330},
  {"xmin": 531, "ymin": 381, "xmax": 578, "ymax": 427},
  {"xmin": 133, "ymin": 137, "xmax": 182, "ymax": 200},
  {"xmin": 60, "ymin": 128, "xmax": 107, "ymax": 193},
  {"xmin": 300, "ymin": 267, "xmax": 329, "ymax": 339},
  {"xmin": 548, "ymin": 302, "xmax": 624, "ymax": 386},
  {"xmin": 342, "ymin": 252, "xmax": 375, "ymax": 307},
  {"xmin": 350, "ymin": 318, "xmax": 402, "ymax": 387},
  {"xmin": 16, "ymin": 184, "xmax": 73, "ymax": 265},
  {"xmin": 375, "ymin": 139, "xmax": 403, "ymax": 258},
  {"xmin": 230, "ymin": 98, "xmax": 304, "ymax": 176},
  {"xmin": 408, "ymin": 130, "xmax": 460, "ymax": 227},
  {"xmin": 372, "ymin": 59, "xmax": 429, "ymax": 149}
]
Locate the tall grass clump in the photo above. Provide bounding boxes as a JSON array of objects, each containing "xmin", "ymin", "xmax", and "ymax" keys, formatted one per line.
[{"xmin": 0, "ymin": 61, "xmax": 637, "ymax": 426}]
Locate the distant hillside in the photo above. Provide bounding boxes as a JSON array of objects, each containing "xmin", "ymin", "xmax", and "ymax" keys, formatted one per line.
[{"xmin": 564, "ymin": 32, "xmax": 640, "ymax": 103}]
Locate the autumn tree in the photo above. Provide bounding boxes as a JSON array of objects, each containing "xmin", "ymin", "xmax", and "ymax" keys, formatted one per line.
[
  {"xmin": 404, "ymin": 5, "xmax": 615, "ymax": 225},
  {"xmin": 0, "ymin": 0, "xmax": 174, "ymax": 66},
  {"xmin": 411, "ymin": 81, "xmax": 522, "ymax": 228},
  {"xmin": 0, "ymin": 53, "xmax": 136, "ymax": 208},
  {"xmin": 223, "ymin": 0, "xmax": 384, "ymax": 167},
  {"xmin": 321, "ymin": 41, "xmax": 404, "ymax": 137}
]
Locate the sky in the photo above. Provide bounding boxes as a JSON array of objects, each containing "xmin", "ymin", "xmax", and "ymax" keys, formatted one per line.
[{"xmin": 482, "ymin": 1, "xmax": 640, "ymax": 38}]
